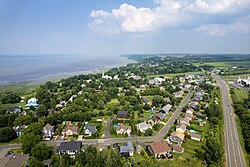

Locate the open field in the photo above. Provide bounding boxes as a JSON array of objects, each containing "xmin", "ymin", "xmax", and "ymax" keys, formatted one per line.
[
  {"xmin": 196, "ymin": 61, "xmax": 250, "ymax": 68},
  {"xmin": 148, "ymin": 71, "xmax": 205, "ymax": 79},
  {"xmin": 222, "ymin": 74, "xmax": 250, "ymax": 81},
  {"xmin": 0, "ymin": 82, "xmax": 38, "ymax": 94},
  {"xmin": 232, "ymin": 88, "xmax": 248, "ymax": 103}
]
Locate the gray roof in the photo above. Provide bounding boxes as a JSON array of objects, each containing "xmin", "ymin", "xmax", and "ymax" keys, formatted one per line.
[
  {"xmin": 44, "ymin": 123, "xmax": 54, "ymax": 131},
  {"xmin": 85, "ymin": 126, "xmax": 97, "ymax": 133},
  {"xmin": 58, "ymin": 141, "xmax": 82, "ymax": 151},
  {"xmin": 120, "ymin": 142, "xmax": 134, "ymax": 153}
]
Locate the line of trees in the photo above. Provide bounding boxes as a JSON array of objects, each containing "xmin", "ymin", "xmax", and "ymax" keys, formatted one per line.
[{"xmin": 231, "ymin": 90, "xmax": 250, "ymax": 159}]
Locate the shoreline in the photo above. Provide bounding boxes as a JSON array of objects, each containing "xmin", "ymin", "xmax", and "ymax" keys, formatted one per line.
[{"xmin": 0, "ymin": 56, "xmax": 136, "ymax": 88}]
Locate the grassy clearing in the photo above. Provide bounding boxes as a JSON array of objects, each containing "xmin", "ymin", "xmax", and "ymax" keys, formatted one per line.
[
  {"xmin": 199, "ymin": 61, "xmax": 250, "ymax": 68},
  {"xmin": 0, "ymin": 82, "xmax": 38, "ymax": 94},
  {"xmin": 222, "ymin": 74, "xmax": 250, "ymax": 81},
  {"xmin": 233, "ymin": 88, "xmax": 248, "ymax": 103},
  {"xmin": 158, "ymin": 138, "xmax": 205, "ymax": 167},
  {"xmin": 147, "ymin": 71, "xmax": 205, "ymax": 79}
]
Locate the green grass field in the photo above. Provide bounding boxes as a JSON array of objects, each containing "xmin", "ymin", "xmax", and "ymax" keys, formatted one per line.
[
  {"xmin": 222, "ymin": 74, "xmax": 250, "ymax": 81},
  {"xmin": 0, "ymin": 82, "xmax": 38, "ymax": 94},
  {"xmin": 233, "ymin": 88, "xmax": 248, "ymax": 103},
  {"xmin": 147, "ymin": 71, "xmax": 205, "ymax": 79},
  {"xmin": 197, "ymin": 61, "xmax": 250, "ymax": 68}
]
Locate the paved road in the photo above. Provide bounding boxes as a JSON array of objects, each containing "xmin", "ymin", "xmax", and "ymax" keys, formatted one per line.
[
  {"xmin": 212, "ymin": 74, "xmax": 246, "ymax": 167},
  {"xmin": 105, "ymin": 118, "xmax": 113, "ymax": 139},
  {"xmin": 0, "ymin": 92, "xmax": 192, "ymax": 149}
]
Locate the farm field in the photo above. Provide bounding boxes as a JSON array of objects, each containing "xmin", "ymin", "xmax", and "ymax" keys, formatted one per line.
[{"xmin": 232, "ymin": 88, "xmax": 248, "ymax": 103}]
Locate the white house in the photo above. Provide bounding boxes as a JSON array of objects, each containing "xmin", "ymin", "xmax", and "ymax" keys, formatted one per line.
[
  {"xmin": 25, "ymin": 98, "xmax": 39, "ymax": 109},
  {"xmin": 137, "ymin": 122, "xmax": 152, "ymax": 133}
]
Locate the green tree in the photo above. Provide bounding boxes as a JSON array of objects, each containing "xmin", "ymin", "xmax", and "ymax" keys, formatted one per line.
[
  {"xmin": 0, "ymin": 92, "xmax": 21, "ymax": 104},
  {"xmin": 25, "ymin": 156, "xmax": 44, "ymax": 167},
  {"xmin": 31, "ymin": 142, "xmax": 53, "ymax": 161},
  {"xmin": 36, "ymin": 104, "xmax": 48, "ymax": 117},
  {"xmin": 21, "ymin": 122, "xmax": 43, "ymax": 154},
  {"xmin": 144, "ymin": 128, "xmax": 153, "ymax": 136},
  {"xmin": 0, "ymin": 127, "xmax": 17, "ymax": 142}
]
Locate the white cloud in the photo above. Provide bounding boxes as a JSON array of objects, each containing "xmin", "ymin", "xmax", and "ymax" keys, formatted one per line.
[
  {"xmin": 196, "ymin": 15, "xmax": 250, "ymax": 36},
  {"xmin": 88, "ymin": 0, "xmax": 250, "ymax": 34}
]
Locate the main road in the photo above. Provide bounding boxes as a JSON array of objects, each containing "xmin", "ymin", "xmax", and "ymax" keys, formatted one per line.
[
  {"xmin": 0, "ymin": 92, "xmax": 193, "ymax": 149},
  {"xmin": 212, "ymin": 74, "xmax": 246, "ymax": 167}
]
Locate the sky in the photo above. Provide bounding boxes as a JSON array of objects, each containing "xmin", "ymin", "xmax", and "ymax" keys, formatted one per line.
[{"xmin": 0, "ymin": 0, "xmax": 250, "ymax": 55}]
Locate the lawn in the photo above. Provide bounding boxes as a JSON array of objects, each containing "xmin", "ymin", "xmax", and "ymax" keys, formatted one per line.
[
  {"xmin": 232, "ymin": 88, "xmax": 248, "ymax": 103},
  {"xmin": 199, "ymin": 61, "xmax": 250, "ymax": 68},
  {"xmin": 157, "ymin": 139, "xmax": 205, "ymax": 167},
  {"xmin": 222, "ymin": 74, "xmax": 250, "ymax": 81},
  {"xmin": 147, "ymin": 72, "xmax": 205, "ymax": 79}
]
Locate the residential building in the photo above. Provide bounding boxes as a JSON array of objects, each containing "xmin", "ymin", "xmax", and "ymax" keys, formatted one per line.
[
  {"xmin": 184, "ymin": 113, "xmax": 194, "ymax": 121},
  {"xmin": 120, "ymin": 142, "xmax": 134, "ymax": 157},
  {"xmin": 62, "ymin": 125, "xmax": 78, "ymax": 137},
  {"xmin": 152, "ymin": 113, "xmax": 165, "ymax": 124},
  {"xmin": 159, "ymin": 104, "xmax": 172, "ymax": 114},
  {"xmin": 186, "ymin": 108, "xmax": 194, "ymax": 115},
  {"xmin": 25, "ymin": 98, "xmax": 39, "ymax": 109},
  {"xmin": 84, "ymin": 126, "xmax": 97, "ymax": 137},
  {"xmin": 115, "ymin": 125, "xmax": 131, "ymax": 136},
  {"xmin": 173, "ymin": 145, "xmax": 184, "ymax": 153},
  {"xmin": 117, "ymin": 110, "xmax": 129, "ymax": 118},
  {"xmin": 190, "ymin": 133, "xmax": 201, "ymax": 141},
  {"xmin": 176, "ymin": 124, "xmax": 186, "ymax": 134},
  {"xmin": 7, "ymin": 106, "xmax": 21, "ymax": 114},
  {"xmin": 170, "ymin": 131, "xmax": 185, "ymax": 144},
  {"xmin": 137, "ymin": 122, "xmax": 152, "ymax": 133},
  {"xmin": 146, "ymin": 141, "xmax": 171, "ymax": 158},
  {"xmin": 177, "ymin": 118, "xmax": 190, "ymax": 126},
  {"xmin": 43, "ymin": 123, "xmax": 54, "ymax": 139},
  {"xmin": 56, "ymin": 141, "xmax": 82, "ymax": 157}
]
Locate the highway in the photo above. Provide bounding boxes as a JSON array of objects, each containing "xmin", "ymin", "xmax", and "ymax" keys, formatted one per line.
[
  {"xmin": 212, "ymin": 74, "xmax": 246, "ymax": 167},
  {"xmin": 0, "ymin": 92, "xmax": 192, "ymax": 149}
]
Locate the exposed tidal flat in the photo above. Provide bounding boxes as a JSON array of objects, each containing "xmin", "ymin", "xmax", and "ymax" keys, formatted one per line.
[{"xmin": 0, "ymin": 54, "xmax": 135, "ymax": 89}]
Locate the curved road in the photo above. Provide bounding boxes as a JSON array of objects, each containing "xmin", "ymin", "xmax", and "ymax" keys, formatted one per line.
[
  {"xmin": 212, "ymin": 74, "xmax": 246, "ymax": 167},
  {"xmin": 0, "ymin": 92, "xmax": 192, "ymax": 149}
]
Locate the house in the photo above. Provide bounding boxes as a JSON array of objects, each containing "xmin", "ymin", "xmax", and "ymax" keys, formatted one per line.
[
  {"xmin": 199, "ymin": 121, "xmax": 205, "ymax": 127},
  {"xmin": 164, "ymin": 97, "xmax": 171, "ymax": 103},
  {"xmin": 115, "ymin": 125, "xmax": 131, "ymax": 136},
  {"xmin": 146, "ymin": 141, "xmax": 171, "ymax": 158},
  {"xmin": 186, "ymin": 108, "xmax": 194, "ymax": 115},
  {"xmin": 177, "ymin": 118, "xmax": 190, "ymax": 126},
  {"xmin": 188, "ymin": 102, "xmax": 196, "ymax": 110},
  {"xmin": 43, "ymin": 123, "xmax": 54, "ymax": 139},
  {"xmin": 137, "ymin": 122, "xmax": 152, "ymax": 133},
  {"xmin": 152, "ymin": 113, "xmax": 165, "ymax": 124},
  {"xmin": 7, "ymin": 106, "xmax": 21, "ymax": 114},
  {"xmin": 14, "ymin": 125, "xmax": 27, "ymax": 137},
  {"xmin": 25, "ymin": 98, "xmax": 39, "ymax": 109},
  {"xmin": 142, "ymin": 97, "xmax": 152, "ymax": 105},
  {"xmin": 173, "ymin": 145, "xmax": 184, "ymax": 153},
  {"xmin": 174, "ymin": 91, "xmax": 184, "ymax": 98},
  {"xmin": 117, "ymin": 111, "xmax": 129, "ymax": 118},
  {"xmin": 191, "ymin": 133, "xmax": 201, "ymax": 141},
  {"xmin": 62, "ymin": 125, "xmax": 78, "ymax": 137},
  {"xmin": 57, "ymin": 141, "xmax": 82, "ymax": 157},
  {"xmin": 170, "ymin": 131, "xmax": 185, "ymax": 144},
  {"xmin": 184, "ymin": 113, "xmax": 194, "ymax": 121},
  {"xmin": 84, "ymin": 126, "xmax": 97, "ymax": 137},
  {"xmin": 159, "ymin": 104, "xmax": 172, "ymax": 114},
  {"xmin": 176, "ymin": 124, "xmax": 186, "ymax": 134},
  {"xmin": 120, "ymin": 141, "xmax": 134, "ymax": 157}
]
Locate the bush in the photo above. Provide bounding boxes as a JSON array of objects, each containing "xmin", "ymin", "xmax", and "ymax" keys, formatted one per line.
[
  {"xmin": 0, "ymin": 92, "xmax": 21, "ymax": 104},
  {"xmin": 0, "ymin": 127, "xmax": 17, "ymax": 142}
]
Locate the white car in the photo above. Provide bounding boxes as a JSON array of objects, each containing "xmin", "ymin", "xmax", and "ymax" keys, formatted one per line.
[{"xmin": 229, "ymin": 113, "xmax": 232, "ymax": 116}]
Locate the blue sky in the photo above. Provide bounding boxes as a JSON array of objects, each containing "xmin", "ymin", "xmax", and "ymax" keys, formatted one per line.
[{"xmin": 0, "ymin": 0, "xmax": 250, "ymax": 55}]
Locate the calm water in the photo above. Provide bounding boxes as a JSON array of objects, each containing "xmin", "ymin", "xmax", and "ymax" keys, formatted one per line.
[{"xmin": 0, "ymin": 54, "xmax": 132, "ymax": 85}]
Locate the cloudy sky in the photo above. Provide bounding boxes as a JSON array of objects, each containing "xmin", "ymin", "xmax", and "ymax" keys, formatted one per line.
[{"xmin": 0, "ymin": 0, "xmax": 250, "ymax": 55}]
